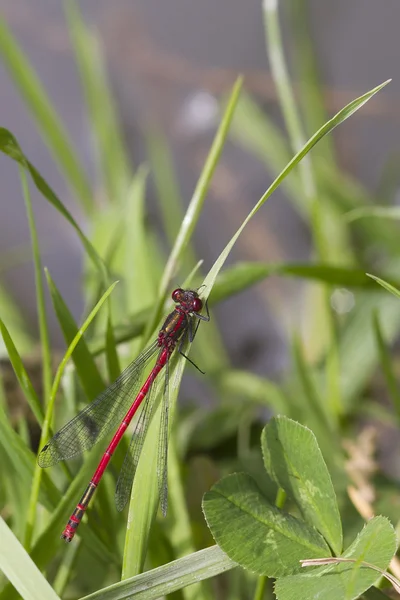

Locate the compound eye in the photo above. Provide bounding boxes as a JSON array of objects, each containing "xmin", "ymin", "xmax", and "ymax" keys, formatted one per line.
[
  {"xmin": 172, "ymin": 288, "xmax": 183, "ymax": 303},
  {"xmin": 192, "ymin": 297, "xmax": 203, "ymax": 312}
]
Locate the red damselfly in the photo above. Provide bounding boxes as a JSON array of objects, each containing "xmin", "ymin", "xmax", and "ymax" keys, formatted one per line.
[{"xmin": 38, "ymin": 288, "xmax": 209, "ymax": 542}]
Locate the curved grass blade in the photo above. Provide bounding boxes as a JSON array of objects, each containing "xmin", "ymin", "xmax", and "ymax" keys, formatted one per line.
[
  {"xmin": 0, "ymin": 128, "xmax": 107, "ymax": 281},
  {"xmin": 81, "ymin": 546, "xmax": 235, "ymax": 600},
  {"xmin": 0, "ymin": 19, "xmax": 93, "ymax": 214},
  {"xmin": 200, "ymin": 80, "xmax": 390, "ymax": 299}
]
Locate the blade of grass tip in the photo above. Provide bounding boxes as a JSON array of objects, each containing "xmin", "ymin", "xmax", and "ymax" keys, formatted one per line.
[
  {"xmin": 0, "ymin": 517, "xmax": 61, "ymax": 600},
  {"xmin": 19, "ymin": 166, "xmax": 52, "ymax": 407},
  {"xmin": 0, "ymin": 19, "xmax": 93, "ymax": 214},
  {"xmin": 0, "ymin": 128, "xmax": 108, "ymax": 282},
  {"xmin": 200, "ymin": 80, "xmax": 390, "ymax": 302},
  {"xmin": 367, "ymin": 273, "xmax": 400, "ymax": 300},
  {"xmin": 373, "ymin": 310, "xmax": 400, "ymax": 422},
  {"xmin": 84, "ymin": 546, "xmax": 235, "ymax": 600},
  {"xmin": 23, "ymin": 281, "xmax": 118, "ymax": 551},
  {"xmin": 65, "ymin": 0, "xmax": 131, "ymax": 203},
  {"xmin": 144, "ymin": 76, "xmax": 243, "ymax": 341},
  {"xmin": 285, "ymin": 0, "xmax": 335, "ymax": 163}
]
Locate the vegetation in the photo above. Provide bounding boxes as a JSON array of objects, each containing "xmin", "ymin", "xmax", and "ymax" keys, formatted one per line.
[{"xmin": 0, "ymin": 2, "xmax": 399, "ymax": 599}]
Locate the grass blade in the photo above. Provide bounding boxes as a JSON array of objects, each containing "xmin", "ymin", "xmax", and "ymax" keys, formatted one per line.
[
  {"xmin": 65, "ymin": 0, "xmax": 131, "ymax": 203},
  {"xmin": 24, "ymin": 281, "xmax": 118, "ymax": 549},
  {"xmin": 19, "ymin": 167, "xmax": 52, "ymax": 410},
  {"xmin": 81, "ymin": 546, "xmax": 235, "ymax": 600},
  {"xmin": 0, "ymin": 18, "xmax": 93, "ymax": 214},
  {"xmin": 145, "ymin": 76, "xmax": 243, "ymax": 338},
  {"xmin": 0, "ymin": 128, "xmax": 107, "ymax": 280},
  {"xmin": 201, "ymin": 80, "xmax": 390, "ymax": 299},
  {"xmin": 0, "ymin": 517, "xmax": 61, "ymax": 600}
]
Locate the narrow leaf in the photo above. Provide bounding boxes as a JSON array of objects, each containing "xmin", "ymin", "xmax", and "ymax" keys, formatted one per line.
[
  {"xmin": 0, "ymin": 517, "xmax": 61, "ymax": 600},
  {"xmin": 81, "ymin": 546, "xmax": 235, "ymax": 600}
]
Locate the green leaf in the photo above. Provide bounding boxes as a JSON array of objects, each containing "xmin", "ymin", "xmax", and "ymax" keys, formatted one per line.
[
  {"xmin": 367, "ymin": 273, "xmax": 400, "ymax": 300},
  {"xmin": 0, "ymin": 517, "xmax": 61, "ymax": 600},
  {"xmin": 0, "ymin": 19, "xmax": 93, "ymax": 214},
  {"xmin": 262, "ymin": 417, "xmax": 342, "ymax": 555},
  {"xmin": 275, "ymin": 516, "xmax": 396, "ymax": 600},
  {"xmin": 80, "ymin": 546, "xmax": 235, "ymax": 600},
  {"xmin": 0, "ymin": 128, "xmax": 106, "ymax": 280},
  {"xmin": 19, "ymin": 166, "xmax": 52, "ymax": 408},
  {"xmin": 45, "ymin": 268, "xmax": 105, "ymax": 400},
  {"xmin": 202, "ymin": 472, "xmax": 330, "ymax": 577}
]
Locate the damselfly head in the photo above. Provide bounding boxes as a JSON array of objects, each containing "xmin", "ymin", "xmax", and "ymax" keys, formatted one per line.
[{"xmin": 172, "ymin": 288, "xmax": 203, "ymax": 313}]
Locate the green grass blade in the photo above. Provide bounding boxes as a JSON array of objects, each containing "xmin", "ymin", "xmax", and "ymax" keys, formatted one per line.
[
  {"xmin": 372, "ymin": 310, "xmax": 400, "ymax": 421},
  {"xmin": 0, "ymin": 318, "xmax": 43, "ymax": 426},
  {"xmin": 0, "ymin": 128, "xmax": 107, "ymax": 280},
  {"xmin": 145, "ymin": 76, "xmax": 243, "ymax": 339},
  {"xmin": 0, "ymin": 517, "xmax": 61, "ymax": 600},
  {"xmin": 201, "ymin": 80, "xmax": 390, "ymax": 299},
  {"xmin": 367, "ymin": 274, "xmax": 400, "ymax": 299},
  {"xmin": 81, "ymin": 546, "xmax": 235, "ymax": 600},
  {"xmin": 24, "ymin": 281, "xmax": 118, "ymax": 549},
  {"xmin": 346, "ymin": 206, "xmax": 400, "ymax": 222},
  {"xmin": 45, "ymin": 268, "xmax": 105, "ymax": 400},
  {"xmin": 0, "ymin": 19, "xmax": 93, "ymax": 214},
  {"xmin": 65, "ymin": 0, "xmax": 131, "ymax": 203},
  {"xmin": 19, "ymin": 167, "xmax": 52, "ymax": 407}
]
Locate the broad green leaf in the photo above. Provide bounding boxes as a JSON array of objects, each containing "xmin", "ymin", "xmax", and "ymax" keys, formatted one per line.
[
  {"xmin": 275, "ymin": 516, "xmax": 396, "ymax": 600},
  {"xmin": 45, "ymin": 269, "xmax": 105, "ymax": 400},
  {"xmin": 262, "ymin": 417, "xmax": 342, "ymax": 555},
  {"xmin": 81, "ymin": 546, "xmax": 235, "ymax": 600},
  {"xmin": 202, "ymin": 472, "xmax": 330, "ymax": 577},
  {"xmin": 0, "ymin": 517, "xmax": 61, "ymax": 600},
  {"xmin": 0, "ymin": 19, "xmax": 93, "ymax": 214},
  {"xmin": 0, "ymin": 128, "xmax": 106, "ymax": 280}
]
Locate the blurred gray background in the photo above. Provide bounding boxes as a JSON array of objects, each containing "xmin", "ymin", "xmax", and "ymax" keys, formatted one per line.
[{"xmin": 0, "ymin": 0, "xmax": 399, "ymax": 374}]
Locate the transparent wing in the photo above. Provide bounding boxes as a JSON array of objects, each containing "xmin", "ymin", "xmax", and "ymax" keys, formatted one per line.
[
  {"xmin": 38, "ymin": 341, "xmax": 159, "ymax": 468},
  {"xmin": 114, "ymin": 373, "xmax": 161, "ymax": 512}
]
